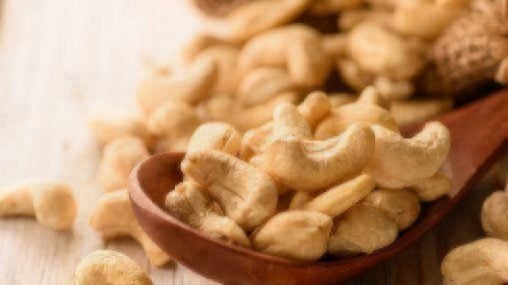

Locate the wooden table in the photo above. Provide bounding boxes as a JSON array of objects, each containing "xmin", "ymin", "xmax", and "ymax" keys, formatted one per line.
[{"xmin": 0, "ymin": 1, "xmax": 503, "ymax": 284}]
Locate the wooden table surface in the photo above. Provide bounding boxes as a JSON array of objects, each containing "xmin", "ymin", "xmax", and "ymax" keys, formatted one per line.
[{"xmin": 0, "ymin": 1, "xmax": 503, "ymax": 284}]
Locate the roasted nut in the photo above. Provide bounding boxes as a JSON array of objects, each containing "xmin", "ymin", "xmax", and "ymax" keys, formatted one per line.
[
  {"xmin": 182, "ymin": 150, "xmax": 278, "ymax": 231},
  {"xmin": 290, "ymin": 174, "xmax": 375, "ymax": 218},
  {"xmin": 264, "ymin": 104, "xmax": 375, "ymax": 192},
  {"xmin": 314, "ymin": 102, "xmax": 398, "ymax": 140},
  {"xmin": 336, "ymin": 58, "xmax": 375, "ymax": 91},
  {"xmin": 328, "ymin": 204, "xmax": 398, "ymax": 256},
  {"xmin": 186, "ymin": 122, "xmax": 241, "ymax": 156},
  {"xmin": 390, "ymin": 99, "xmax": 453, "ymax": 127},
  {"xmin": 74, "ymin": 250, "xmax": 153, "ymax": 285},
  {"xmin": 409, "ymin": 172, "xmax": 452, "ymax": 202},
  {"xmin": 200, "ymin": 92, "xmax": 297, "ymax": 132},
  {"xmin": 147, "ymin": 100, "xmax": 203, "ymax": 153},
  {"xmin": 441, "ymin": 238, "xmax": 508, "ymax": 285},
  {"xmin": 99, "ymin": 137, "xmax": 150, "ymax": 192},
  {"xmin": 89, "ymin": 190, "xmax": 171, "ymax": 266},
  {"xmin": 165, "ymin": 182, "xmax": 249, "ymax": 247},
  {"xmin": 210, "ymin": 0, "xmax": 311, "ymax": 43},
  {"xmin": 481, "ymin": 190, "xmax": 508, "ymax": 240},
  {"xmin": 364, "ymin": 188, "xmax": 421, "ymax": 230},
  {"xmin": 0, "ymin": 181, "xmax": 77, "ymax": 230},
  {"xmin": 348, "ymin": 22, "xmax": 426, "ymax": 80},
  {"xmin": 194, "ymin": 45, "xmax": 240, "ymax": 94},
  {"xmin": 137, "ymin": 57, "xmax": 216, "ymax": 113},
  {"xmin": 365, "ymin": 122, "xmax": 451, "ymax": 189},
  {"xmin": 238, "ymin": 24, "xmax": 331, "ymax": 87},
  {"xmin": 237, "ymin": 67, "xmax": 299, "ymax": 107},
  {"xmin": 251, "ymin": 210, "xmax": 333, "ymax": 261},
  {"xmin": 88, "ymin": 113, "xmax": 154, "ymax": 149}
]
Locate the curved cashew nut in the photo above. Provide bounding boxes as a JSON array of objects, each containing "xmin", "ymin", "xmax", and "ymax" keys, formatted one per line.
[
  {"xmin": 237, "ymin": 67, "xmax": 299, "ymax": 107},
  {"xmin": 0, "ymin": 182, "xmax": 76, "ymax": 230},
  {"xmin": 210, "ymin": 0, "xmax": 312, "ymax": 43},
  {"xmin": 481, "ymin": 190, "xmax": 508, "ymax": 240},
  {"xmin": 289, "ymin": 174, "xmax": 375, "ymax": 218},
  {"xmin": 99, "ymin": 137, "xmax": 150, "ymax": 192},
  {"xmin": 88, "ymin": 113, "xmax": 155, "ymax": 149},
  {"xmin": 389, "ymin": 98, "xmax": 453, "ymax": 127},
  {"xmin": 348, "ymin": 22, "xmax": 425, "ymax": 80},
  {"xmin": 194, "ymin": 45, "xmax": 240, "ymax": 94},
  {"xmin": 365, "ymin": 122, "xmax": 451, "ymax": 189},
  {"xmin": 441, "ymin": 238, "xmax": 508, "ymax": 285},
  {"xmin": 238, "ymin": 24, "xmax": 331, "ymax": 87},
  {"xmin": 314, "ymin": 99, "xmax": 399, "ymax": 140},
  {"xmin": 264, "ymin": 104, "xmax": 375, "ymax": 192},
  {"xmin": 356, "ymin": 86, "xmax": 389, "ymax": 109},
  {"xmin": 409, "ymin": 172, "xmax": 451, "ymax": 202},
  {"xmin": 165, "ymin": 182, "xmax": 250, "ymax": 247},
  {"xmin": 182, "ymin": 150, "xmax": 278, "ymax": 231},
  {"xmin": 147, "ymin": 100, "xmax": 203, "ymax": 153},
  {"xmin": 251, "ymin": 210, "xmax": 333, "ymax": 261},
  {"xmin": 89, "ymin": 190, "xmax": 171, "ymax": 266},
  {"xmin": 328, "ymin": 204, "xmax": 398, "ymax": 256},
  {"xmin": 186, "ymin": 122, "xmax": 241, "ymax": 156},
  {"xmin": 74, "ymin": 250, "xmax": 153, "ymax": 285},
  {"xmin": 364, "ymin": 188, "xmax": 421, "ymax": 230},
  {"xmin": 137, "ymin": 57, "xmax": 216, "ymax": 113}
]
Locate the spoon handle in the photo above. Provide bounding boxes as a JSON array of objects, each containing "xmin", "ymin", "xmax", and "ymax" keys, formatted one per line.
[{"xmin": 440, "ymin": 89, "xmax": 508, "ymax": 196}]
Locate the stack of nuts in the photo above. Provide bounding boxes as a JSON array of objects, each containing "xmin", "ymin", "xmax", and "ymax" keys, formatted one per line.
[{"xmin": 164, "ymin": 90, "xmax": 452, "ymax": 261}]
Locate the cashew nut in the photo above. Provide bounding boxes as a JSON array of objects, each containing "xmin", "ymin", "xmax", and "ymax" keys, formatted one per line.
[
  {"xmin": 309, "ymin": 0, "xmax": 363, "ymax": 16},
  {"xmin": 147, "ymin": 100, "xmax": 203, "ymax": 153},
  {"xmin": 365, "ymin": 122, "xmax": 451, "ymax": 189},
  {"xmin": 264, "ymin": 104, "xmax": 375, "ymax": 191},
  {"xmin": 251, "ymin": 210, "xmax": 333, "ymax": 261},
  {"xmin": 99, "ymin": 137, "xmax": 150, "ymax": 192},
  {"xmin": 356, "ymin": 86, "xmax": 389, "ymax": 109},
  {"xmin": 194, "ymin": 45, "xmax": 240, "ymax": 94},
  {"xmin": 88, "ymin": 113, "xmax": 154, "ymax": 149},
  {"xmin": 0, "ymin": 181, "xmax": 76, "ymax": 230},
  {"xmin": 181, "ymin": 34, "xmax": 227, "ymax": 64},
  {"xmin": 74, "ymin": 250, "xmax": 153, "ymax": 285},
  {"xmin": 165, "ymin": 182, "xmax": 249, "ymax": 247},
  {"xmin": 328, "ymin": 92, "xmax": 357, "ymax": 107},
  {"xmin": 186, "ymin": 122, "xmax": 241, "ymax": 156},
  {"xmin": 238, "ymin": 24, "xmax": 331, "ymax": 87},
  {"xmin": 390, "ymin": 98, "xmax": 453, "ymax": 127},
  {"xmin": 89, "ymin": 190, "xmax": 171, "ymax": 266},
  {"xmin": 137, "ymin": 57, "xmax": 216, "ymax": 113},
  {"xmin": 373, "ymin": 76, "xmax": 414, "ymax": 102},
  {"xmin": 441, "ymin": 238, "xmax": 508, "ymax": 285},
  {"xmin": 338, "ymin": 8, "xmax": 393, "ymax": 31},
  {"xmin": 409, "ymin": 172, "xmax": 452, "ymax": 202},
  {"xmin": 348, "ymin": 22, "xmax": 426, "ymax": 80},
  {"xmin": 237, "ymin": 67, "xmax": 299, "ymax": 107},
  {"xmin": 289, "ymin": 174, "xmax": 375, "ymax": 218},
  {"xmin": 363, "ymin": 188, "xmax": 421, "ymax": 230},
  {"xmin": 336, "ymin": 58, "xmax": 375, "ymax": 91},
  {"xmin": 210, "ymin": 0, "xmax": 312, "ymax": 43},
  {"xmin": 481, "ymin": 190, "xmax": 508, "ymax": 240},
  {"xmin": 182, "ymin": 150, "xmax": 278, "ymax": 231},
  {"xmin": 328, "ymin": 204, "xmax": 399, "ymax": 256},
  {"xmin": 322, "ymin": 34, "xmax": 348, "ymax": 59},
  {"xmin": 314, "ymin": 102, "xmax": 398, "ymax": 140}
]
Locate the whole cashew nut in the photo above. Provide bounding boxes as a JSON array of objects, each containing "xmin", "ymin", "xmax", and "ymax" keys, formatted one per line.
[
  {"xmin": 336, "ymin": 58, "xmax": 375, "ymax": 91},
  {"xmin": 481, "ymin": 190, "xmax": 508, "ymax": 240},
  {"xmin": 165, "ymin": 182, "xmax": 250, "ymax": 247},
  {"xmin": 264, "ymin": 104, "xmax": 375, "ymax": 192},
  {"xmin": 409, "ymin": 172, "xmax": 452, "ymax": 202},
  {"xmin": 99, "ymin": 137, "xmax": 150, "ymax": 192},
  {"xmin": 328, "ymin": 204, "xmax": 398, "ymax": 256},
  {"xmin": 182, "ymin": 150, "xmax": 278, "ymax": 231},
  {"xmin": 441, "ymin": 238, "xmax": 508, "ymax": 285},
  {"xmin": 89, "ymin": 190, "xmax": 171, "ymax": 266},
  {"xmin": 74, "ymin": 250, "xmax": 153, "ymax": 285},
  {"xmin": 365, "ymin": 122, "xmax": 451, "ymax": 189},
  {"xmin": 186, "ymin": 122, "xmax": 241, "ymax": 156},
  {"xmin": 0, "ymin": 181, "xmax": 77, "ymax": 230},
  {"xmin": 389, "ymin": 98, "xmax": 453, "ymax": 127},
  {"xmin": 251, "ymin": 210, "xmax": 333, "ymax": 261},
  {"xmin": 194, "ymin": 45, "xmax": 240, "ymax": 94},
  {"xmin": 238, "ymin": 24, "xmax": 331, "ymax": 87}
]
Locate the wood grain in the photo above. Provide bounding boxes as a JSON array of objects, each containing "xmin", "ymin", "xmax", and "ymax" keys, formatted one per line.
[{"xmin": 0, "ymin": 1, "xmax": 504, "ymax": 284}]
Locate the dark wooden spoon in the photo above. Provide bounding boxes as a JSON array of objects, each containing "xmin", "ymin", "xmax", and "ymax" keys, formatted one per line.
[{"xmin": 128, "ymin": 89, "xmax": 508, "ymax": 285}]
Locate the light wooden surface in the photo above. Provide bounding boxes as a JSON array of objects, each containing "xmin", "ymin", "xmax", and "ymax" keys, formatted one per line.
[{"xmin": 0, "ymin": 1, "xmax": 503, "ymax": 284}]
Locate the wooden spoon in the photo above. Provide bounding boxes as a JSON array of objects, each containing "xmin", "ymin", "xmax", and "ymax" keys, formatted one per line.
[{"xmin": 128, "ymin": 89, "xmax": 508, "ymax": 285}]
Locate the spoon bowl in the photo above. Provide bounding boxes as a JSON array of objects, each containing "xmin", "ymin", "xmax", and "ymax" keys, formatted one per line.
[{"xmin": 129, "ymin": 89, "xmax": 508, "ymax": 285}]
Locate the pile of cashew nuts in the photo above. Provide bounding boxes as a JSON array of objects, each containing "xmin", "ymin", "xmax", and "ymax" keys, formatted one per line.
[{"xmin": 0, "ymin": 0, "xmax": 507, "ymax": 284}]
